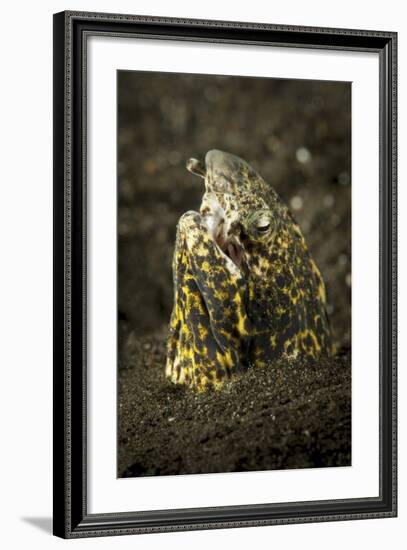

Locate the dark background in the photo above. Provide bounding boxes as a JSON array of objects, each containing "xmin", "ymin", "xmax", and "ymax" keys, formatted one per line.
[{"xmin": 117, "ymin": 71, "xmax": 351, "ymax": 477}]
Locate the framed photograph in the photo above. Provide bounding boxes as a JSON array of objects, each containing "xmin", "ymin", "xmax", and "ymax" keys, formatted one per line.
[{"xmin": 53, "ymin": 10, "xmax": 397, "ymax": 538}]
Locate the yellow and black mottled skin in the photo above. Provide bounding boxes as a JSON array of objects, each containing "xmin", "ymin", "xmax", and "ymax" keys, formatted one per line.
[{"xmin": 166, "ymin": 150, "xmax": 333, "ymax": 391}]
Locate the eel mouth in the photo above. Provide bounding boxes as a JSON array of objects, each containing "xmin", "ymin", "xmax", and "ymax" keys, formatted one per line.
[
  {"xmin": 199, "ymin": 185, "xmax": 247, "ymax": 272},
  {"xmin": 201, "ymin": 208, "xmax": 245, "ymax": 272},
  {"xmin": 218, "ymin": 234, "xmax": 245, "ymax": 271}
]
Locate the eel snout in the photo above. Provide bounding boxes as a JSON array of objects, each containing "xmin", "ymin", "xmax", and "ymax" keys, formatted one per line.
[{"xmin": 187, "ymin": 149, "xmax": 247, "ymax": 195}]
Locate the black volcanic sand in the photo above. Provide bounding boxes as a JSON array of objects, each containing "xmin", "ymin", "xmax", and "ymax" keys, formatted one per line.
[
  {"xmin": 118, "ymin": 329, "xmax": 351, "ymax": 477},
  {"xmin": 117, "ymin": 72, "xmax": 351, "ymax": 477}
]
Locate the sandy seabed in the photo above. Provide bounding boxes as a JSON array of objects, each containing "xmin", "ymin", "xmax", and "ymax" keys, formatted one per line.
[{"xmin": 118, "ymin": 328, "xmax": 351, "ymax": 477}]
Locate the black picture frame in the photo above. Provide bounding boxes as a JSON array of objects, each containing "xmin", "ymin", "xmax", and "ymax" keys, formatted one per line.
[{"xmin": 53, "ymin": 10, "xmax": 397, "ymax": 539}]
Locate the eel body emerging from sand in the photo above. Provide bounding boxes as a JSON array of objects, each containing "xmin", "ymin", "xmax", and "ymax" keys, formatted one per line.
[{"xmin": 166, "ymin": 150, "xmax": 332, "ymax": 391}]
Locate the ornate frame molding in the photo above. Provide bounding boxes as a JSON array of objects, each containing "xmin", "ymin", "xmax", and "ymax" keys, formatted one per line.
[{"xmin": 53, "ymin": 11, "xmax": 397, "ymax": 538}]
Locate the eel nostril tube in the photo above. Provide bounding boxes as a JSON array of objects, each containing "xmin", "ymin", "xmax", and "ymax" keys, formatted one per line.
[{"xmin": 186, "ymin": 158, "xmax": 206, "ymax": 178}]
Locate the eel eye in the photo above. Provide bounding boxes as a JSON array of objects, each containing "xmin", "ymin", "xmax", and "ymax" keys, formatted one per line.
[
  {"xmin": 256, "ymin": 223, "xmax": 271, "ymax": 234},
  {"xmin": 245, "ymin": 209, "xmax": 273, "ymax": 239}
]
